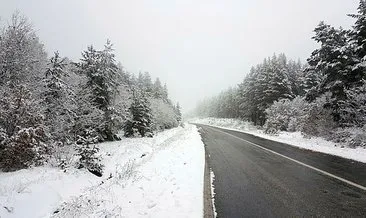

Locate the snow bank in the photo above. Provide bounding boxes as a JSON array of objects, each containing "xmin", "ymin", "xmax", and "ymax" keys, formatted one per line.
[
  {"xmin": 192, "ymin": 117, "xmax": 366, "ymax": 163},
  {"xmin": 0, "ymin": 124, "xmax": 205, "ymax": 218}
]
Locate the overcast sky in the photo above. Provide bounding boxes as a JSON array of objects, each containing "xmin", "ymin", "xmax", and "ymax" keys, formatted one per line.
[{"xmin": 0, "ymin": 0, "xmax": 359, "ymax": 112}]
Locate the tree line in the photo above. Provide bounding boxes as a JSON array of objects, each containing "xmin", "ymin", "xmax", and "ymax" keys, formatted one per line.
[
  {"xmin": 195, "ymin": 1, "xmax": 366, "ymax": 147},
  {"xmin": 0, "ymin": 12, "xmax": 182, "ymax": 174}
]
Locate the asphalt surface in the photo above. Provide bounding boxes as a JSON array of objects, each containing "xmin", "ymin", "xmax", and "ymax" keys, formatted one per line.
[{"xmin": 196, "ymin": 124, "xmax": 366, "ymax": 218}]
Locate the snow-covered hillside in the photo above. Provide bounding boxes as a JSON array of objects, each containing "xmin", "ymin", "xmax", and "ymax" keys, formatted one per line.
[
  {"xmin": 192, "ymin": 118, "xmax": 366, "ymax": 163},
  {"xmin": 0, "ymin": 124, "xmax": 205, "ymax": 218}
]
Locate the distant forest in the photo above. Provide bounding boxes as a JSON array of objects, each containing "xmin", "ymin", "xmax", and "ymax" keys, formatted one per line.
[{"xmin": 195, "ymin": 1, "xmax": 366, "ymax": 148}]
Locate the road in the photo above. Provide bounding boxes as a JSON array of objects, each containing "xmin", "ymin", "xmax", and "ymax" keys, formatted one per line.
[{"xmin": 196, "ymin": 124, "xmax": 366, "ymax": 217}]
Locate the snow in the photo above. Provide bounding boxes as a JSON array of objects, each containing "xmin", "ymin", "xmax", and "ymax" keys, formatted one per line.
[
  {"xmin": 192, "ymin": 117, "xmax": 366, "ymax": 163},
  {"xmin": 210, "ymin": 169, "xmax": 217, "ymax": 218},
  {"xmin": 0, "ymin": 124, "xmax": 205, "ymax": 218}
]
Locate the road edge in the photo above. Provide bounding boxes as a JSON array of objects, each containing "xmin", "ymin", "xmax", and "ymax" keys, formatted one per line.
[
  {"xmin": 203, "ymin": 146, "xmax": 215, "ymax": 218},
  {"xmin": 202, "ymin": 131, "xmax": 215, "ymax": 218}
]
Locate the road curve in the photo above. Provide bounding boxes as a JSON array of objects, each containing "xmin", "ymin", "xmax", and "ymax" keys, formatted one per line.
[{"xmin": 196, "ymin": 124, "xmax": 366, "ymax": 217}]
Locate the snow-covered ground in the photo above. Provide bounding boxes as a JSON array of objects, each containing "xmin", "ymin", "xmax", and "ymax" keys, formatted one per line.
[
  {"xmin": 192, "ymin": 117, "xmax": 366, "ymax": 163},
  {"xmin": 0, "ymin": 124, "xmax": 205, "ymax": 218}
]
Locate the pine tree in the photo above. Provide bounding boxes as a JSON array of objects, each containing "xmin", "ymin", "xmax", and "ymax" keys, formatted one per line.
[
  {"xmin": 124, "ymin": 90, "xmax": 154, "ymax": 137},
  {"xmin": 303, "ymin": 67, "xmax": 323, "ymax": 98},
  {"xmin": 306, "ymin": 21, "xmax": 360, "ymax": 125},
  {"xmin": 238, "ymin": 67, "xmax": 261, "ymax": 124},
  {"xmin": 162, "ymin": 83, "xmax": 169, "ymax": 102},
  {"xmin": 153, "ymin": 78, "xmax": 164, "ymax": 99},
  {"xmin": 42, "ymin": 52, "xmax": 75, "ymax": 146},
  {"xmin": 237, "ymin": 55, "xmax": 295, "ymax": 125},
  {"xmin": 100, "ymin": 41, "xmax": 120, "ymax": 140},
  {"xmin": 306, "ymin": 22, "xmax": 350, "ymax": 100},
  {"xmin": 113, "ymin": 64, "xmax": 132, "ymax": 130},
  {"xmin": 348, "ymin": 0, "xmax": 366, "ymax": 84},
  {"xmin": 72, "ymin": 80, "xmax": 105, "ymax": 145},
  {"xmin": 263, "ymin": 54, "xmax": 294, "ymax": 105},
  {"xmin": 77, "ymin": 40, "xmax": 120, "ymax": 141},
  {"xmin": 143, "ymin": 72, "xmax": 153, "ymax": 94},
  {"xmin": 288, "ymin": 59, "xmax": 306, "ymax": 96},
  {"xmin": 137, "ymin": 72, "xmax": 145, "ymax": 91},
  {"xmin": 76, "ymin": 143, "xmax": 103, "ymax": 177},
  {"xmin": 175, "ymin": 102, "xmax": 182, "ymax": 123},
  {"xmin": 72, "ymin": 79, "xmax": 105, "ymax": 175}
]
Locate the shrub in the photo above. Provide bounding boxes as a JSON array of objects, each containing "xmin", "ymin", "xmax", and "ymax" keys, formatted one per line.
[
  {"xmin": 150, "ymin": 99, "xmax": 179, "ymax": 131},
  {"xmin": 0, "ymin": 86, "xmax": 48, "ymax": 171},
  {"xmin": 76, "ymin": 141, "xmax": 104, "ymax": 177},
  {"xmin": 0, "ymin": 127, "xmax": 47, "ymax": 172},
  {"xmin": 264, "ymin": 93, "xmax": 336, "ymax": 137},
  {"xmin": 299, "ymin": 93, "xmax": 336, "ymax": 137},
  {"xmin": 331, "ymin": 125, "xmax": 366, "ymax": 148},
  {"xmin": 264, "ymin": 97, "xmax": 308, "ymax": 134}
]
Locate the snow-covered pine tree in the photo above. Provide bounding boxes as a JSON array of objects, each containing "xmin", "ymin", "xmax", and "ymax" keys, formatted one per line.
[
  {"xmin": 99, "ymin": 41, "xmax": 121, "ymax": 140},
  {"xmin": 72, "ymin": 77, "xmax": 105, "ymax": 145},
  {"xmin": 287, "ymin": 59, "xmax": 306, "ymax": 96},
  {"xmin": 143, "ymin": 72, "xmax": 153, "ymax": 94},
  {"xmin": 264, "ymin": 54, "xmax": 294, "ymax": 104},
  {"xmin": 76, "ymin": 142, "xmax": 103, "ymax": 177},
  {"xmin": 162, "ymin": 83, "xmax": 169, "ymax": 103},
  {"xmin": 253, "ymin": 61, "xmax": 269, "ymax": 125},
  {"xmin": 238, "ymin": 55, "xmax": 294, "ymax": 125},
  {"xmin": 348, "ymin": 0, "xmax": 366, "ymax": 85},
  {"xmin": 306, "ymin": 21, "xmax": 360, "ymax": 125},
  {"xmin": 124, "ymin": 90, "xmax": 154, "ymax": 137},
  {"xmin": 228, "ymin": 87, "xmax": 241, "ymax": 118},
  {"xmin": 77, "ymin": 40, "xmax": 120, "ymax": 141},
  {"xmin": 212, "ymin": 87, "xmax": 240, "ymax": 118},
  {"xmin": 238, "ymin": 67, "xmax": 261, "ymax": 123},
  {"xmin": 42, "ymin": 52, "xmax": 75, "ymax": 148},
  {"xmin": 153, "ymin": 78, "xmax": 164, "ymax": 99},
  {"xmin": 175, "ymin": 102, "xmax": 182, "ymax": 123},
  {"xmin": 306, "ymin": 22, "xmax": 350, "ymax": 98},
  {"xmin": 72, "ymin": 77, "xmax": 105, "ymax": 176},
  {"xmin": 303, "ymin": 67, "xmax": 323, "ymax": 98},
  {"xmin": 116, "ymin": 63, "xmax": 132, "ymax": 88},
  {"xmin": 137, "ymin": 72, "xmax": 145, "ymax": 91},
  {"xmin": 341, "ymin": 0, "xmax": 366, "ymax": 127},
  {"xmin": 113, "ymin": 64, "xmax": 132, "ymax": 131}
]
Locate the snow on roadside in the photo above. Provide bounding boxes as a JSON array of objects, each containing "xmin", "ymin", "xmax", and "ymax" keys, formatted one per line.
[
  {"xmin": 0, "ymin": 124, "xmax": 205, "ymax": 218},
  {"xmin": 210, "ymin": 169, "xmax": 217, "ymax": 218},
  {"xmin": 0, "ymin": 167, "xmax": 102, "ymax": 218},
  {"xmin": 192, "ymin": 117, "xmax": 366, "ymax": 163}
]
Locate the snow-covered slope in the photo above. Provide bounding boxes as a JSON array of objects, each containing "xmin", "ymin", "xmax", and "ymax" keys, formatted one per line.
[
  {"xmin": 0, "ymin": 124, "xmax": 205, "ymax": 218},
  {"xmin": 192, "ymin": 117, "xmax": 366, "ymax": 163}
]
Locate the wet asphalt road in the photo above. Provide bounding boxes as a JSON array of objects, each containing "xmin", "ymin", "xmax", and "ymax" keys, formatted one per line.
[{"xmin": 196, "ymin": 124, "xmax": 366, "ymax": 218}]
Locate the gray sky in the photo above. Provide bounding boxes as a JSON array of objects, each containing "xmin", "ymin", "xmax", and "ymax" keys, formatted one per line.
[{"xmin": 0, "ymin": 0, "xmax": 359, "ymax": 112}]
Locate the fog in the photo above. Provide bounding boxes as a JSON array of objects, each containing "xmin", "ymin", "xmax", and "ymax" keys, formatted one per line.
[{"xmin": 0, "ymin": 0, "xmax": 358, "ymax": 112}]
